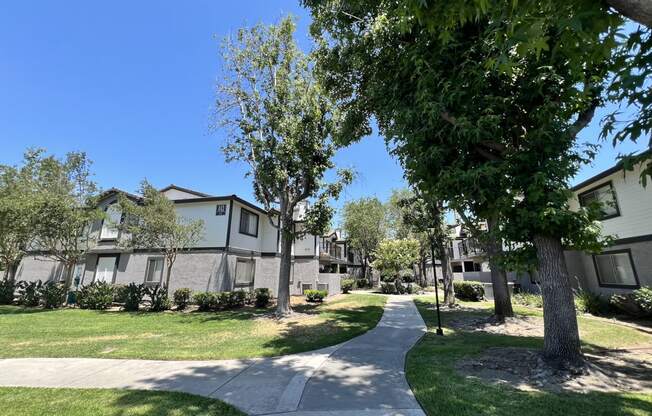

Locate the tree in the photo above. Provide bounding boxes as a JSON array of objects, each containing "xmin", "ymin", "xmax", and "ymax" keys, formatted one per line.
[
  {"xmin": 118, "ymin": 181, "xmax": 204, "ymax": 289},
  {"xmin": 0, "ymin": 150, "xmax": 42, "ymax": 280},
  {"xmin": 305, "ymin": 0, "xmax": 613, "ymax": 365},
  {"xmin": 398, "ymin": 193, "xmax": 456, "ymax": 306},
  {"xmin": 215, "ymin": 16, "xmax": 352, "ymax": 315},
  {"xmin": 342, "ymin": 197, "xmax": 386, "ymax": 285},
  {"xmin": 385, "ymin": 188, "xmax": 414, "ymax": 240},
  {"xmin": 371, "ymin": 238, "xmax": 420, "ymax": 280},
  {"xmin": 32, "ymin": 151, "xmax": 103, "ymax": 288}
]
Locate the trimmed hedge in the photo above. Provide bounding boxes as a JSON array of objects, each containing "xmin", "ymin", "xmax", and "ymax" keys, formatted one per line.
[
  {"xmin": 453, "ymin": 281, "xmax": 484, "ymax": 301},
  {"xmin": 305, "ymin": 289, "xmax": 327, "ymax": 302},
  {"xmin": 193, "ymin": 289, "xmax": 253, "ymax": 311}
]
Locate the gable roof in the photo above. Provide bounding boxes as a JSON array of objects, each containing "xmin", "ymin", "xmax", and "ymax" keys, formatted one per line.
[{"xmin": 159, "ymin": 184, "xmax": 212, "ymax": 198}]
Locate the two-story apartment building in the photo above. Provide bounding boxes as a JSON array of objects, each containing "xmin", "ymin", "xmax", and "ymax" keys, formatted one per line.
[
  {"xmin": 559, "ymin": 151, "xmax": 652, "ymax": 296},
  {"xmin": 15, "ymin": 185, "xmax": 342, "ymax": 296}
]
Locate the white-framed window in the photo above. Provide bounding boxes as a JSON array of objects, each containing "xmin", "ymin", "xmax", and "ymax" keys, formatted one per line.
[
  {"xmin": 578, "ymin": 182, "xmax": 620, "ymax": 220},
  {"xmin": 593, "ymin": 250, "xmax": 639, "ymax": 288},
  {"xmin": 239, "ymin": 208, "xmax": 259, "ymax": 237},
  {"xmin": 216, "ymin": 204, "xmax": 227, "ymax": 216},
  {"xmin": 94, "ymin": 255, "xmax": 118, "ymax": 283},
  {"xmin": 100, "ymin": 204, "xmax": 122, "ymax": 240},
  {"xmin": 144, "ymin": 257, "xmax": 164, "ymax": 284},
  {"xmin": 235, "ymin": 258, "xmax": 255, "ymax": 286}
]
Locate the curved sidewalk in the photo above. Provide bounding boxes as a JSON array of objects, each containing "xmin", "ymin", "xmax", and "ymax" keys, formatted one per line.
[{"xmin": 0, "ymin": 295, "xmax": 426, "ymax": 416}]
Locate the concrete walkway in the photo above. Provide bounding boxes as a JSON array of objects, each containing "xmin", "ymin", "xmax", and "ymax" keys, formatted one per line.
[{"xmin": 0, "ymin": 295, "xmax": 426, "ymax": 416}]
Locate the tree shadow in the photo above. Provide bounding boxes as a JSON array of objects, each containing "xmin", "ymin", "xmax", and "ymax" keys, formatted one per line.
[{"xmin": 0, "ymin": 305, "xmax": 55, "ymax": 315}]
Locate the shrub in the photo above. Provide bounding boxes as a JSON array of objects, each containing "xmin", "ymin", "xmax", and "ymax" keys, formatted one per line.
[
  {"xmin": 395, "ymin": 280, "xmax": 406, "ymax": 294},
  {"xmin": 611, "ymin": 287, "xmax": 652, "ymax": 317},
  {"xmin": 18, "ymin": 280, "xmax": 43, "ymax": 307},
  {"xmin": 146, "ymin": 285, "xmax": 171, "ymax": 312},
  {"xmin": 218, "ymin": 291, "xmax": 231, "ymax": 308},
  {"xmin": 76, "ymin": 281, "xmax": 114, "ymax": 310},
  {"xmin": 194, "ymin": 292, "xmax": 217, "ymax": 311},
  {"xmin": 453, "ymin": 281, "xmax": 484, "ymax": 301},
  {"xmin": 355, "ymin": 278, "xmax": 370, "ymax": 289},
  {"xmin": 0, "ymin": 279, "xmax": 17, "ymax": 304},
  {"xmin": 41, "ymin": 281, "xmax": 67, "ymax": 309},
  {"xmin": 229, "ymin": 290, "xmax": 246, "ymax": 308},
  {"xmin": 513, "ymin": 292, "xmax": 543, "ymax": 308},
  {"xmin": 406, "ymin": 283, "xmax": 421, "ymax": 295},
  {"xmin": 633, "ymin": 287, "xmax": 652, "ymax": 314},
  {"xmin": 112, "ymin": 284, "xmax": 129, "ymax": 303},
  {"xmin": 254, "ymin": 288, "xmax": 271, "ymax": 308},
  {"xmin": 399, "ymin": 269, "xmax": 415, "ymax": 283},
  {"xmin": 123, "ymin": 283, "xmax": 145, "ymax": 312},
  {"xmin": 173, "ymin": 288, "xmax": 192, "ymax": 310},
  {"xmin": 574, "ymin": 289, "xmax": 609, "ymax": 315},
  {"xmin": 305, "ymin": 289, "xmax": 327, "ymax": 302},
  {"xmin": 341, "ymin": 279, "xmax": 355, "ymax": 294},
  {"xmin": 380, "ymin": 282, "xmax": 396, "ymax": 294}
]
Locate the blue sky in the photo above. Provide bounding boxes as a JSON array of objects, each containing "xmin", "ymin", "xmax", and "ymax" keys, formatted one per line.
[{"xmin": 0, "ymin": 1, "xmax": 648, "ymax": 225}]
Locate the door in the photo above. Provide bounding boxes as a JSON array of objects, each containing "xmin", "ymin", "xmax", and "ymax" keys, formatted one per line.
[{"xmin": 95, "ymin": 256, "xmax": 118, "ymax": 283}]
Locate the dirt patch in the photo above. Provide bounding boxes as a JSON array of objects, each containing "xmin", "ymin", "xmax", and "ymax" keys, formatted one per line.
[
  {"xmin": 456, "ymin": 347, "xmax": 652, "ymax": 393},
  {"xmin": 448, "ymin": 314, "xmax": 545, "ymax": 338}
]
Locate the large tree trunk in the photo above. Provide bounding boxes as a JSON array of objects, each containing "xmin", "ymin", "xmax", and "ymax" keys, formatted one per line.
[
  {"xmin": 533, "ymin": 234, "xmax": 582, "ymax": 366},
  {"xmin": 165, "ymin": 263, "xmax": 173, "ymax": 289},
  {"xmin": 277, "ymin": 224, "xmax": 293, "ymax": 316},
  {"xmin": 486, "ymin": 216, "xmax": 514, "ymax": 320},
  {"xmin": 607, "ymin": 0, "xmax": 652, "ymax": 27},
  {"xmin": 63, "ymin": 262, "xmax": 75, "ymax": 289},
  {"xmin": 437, "ymin": 240, "xmax": 455, "ymax": 306}
]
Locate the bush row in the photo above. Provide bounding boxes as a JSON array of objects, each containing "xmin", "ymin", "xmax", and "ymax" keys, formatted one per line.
[
  {"xmin": 0, "ymin": 279, "xmax": 67, "ymax": 308},
  {"xmin": 193, "ymin": 288, "xmax": 271, "ymax": 311},
  {"xmin": 0, "ymin": 279, "xmax": 274, "ymax": 312},
  {"xmin": 380, "ymin": 281, "xmax": 421, "ymax": 295},
  {"xmin": 513, "ymin": 286, "xmax": 652, "ymax": 318}
]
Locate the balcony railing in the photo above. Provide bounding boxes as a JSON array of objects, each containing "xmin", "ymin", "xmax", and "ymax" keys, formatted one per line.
[{"xmin": 457, "ymin": 238, "xmax": 484, "ymax": 257}]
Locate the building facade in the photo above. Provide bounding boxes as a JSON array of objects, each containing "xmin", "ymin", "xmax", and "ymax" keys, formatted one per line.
[{"xmin": 16, "ymin": 185, "xmax": 346, "ymax": 296}]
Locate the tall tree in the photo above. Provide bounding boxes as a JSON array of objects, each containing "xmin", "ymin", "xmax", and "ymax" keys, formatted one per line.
[
  {"xmin": 305, "ymin": 0, "xmax": 612, "ymax": 365},
  {"xmin": 0, "ymin": 150, "xmax": 42, "ymax": 280},
  {"xmin": 215, "ymin": 16, "xmax": 351, "ymax": 315},
  {"xmin": 385, "ymin": 188, "xmax": 414, "ymax": 239},
  {"xmin": 118, "ymin": 181, "xmax": 204, "ymax": 289},
  {"xmin": 342, "ymin": 197, "xmax": 386, "ymax": 285},
  {"xmin": 32, "ymin": 151, "xmax": 103, "ymax": 288},
  {"xmin": 398, "ymin": 193, "xmax": 456, "ymax": 306}
]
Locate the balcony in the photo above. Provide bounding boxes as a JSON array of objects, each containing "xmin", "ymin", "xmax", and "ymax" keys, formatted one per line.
[{"xmin": 457, "ymin": 238, "xmax": 484, "ymax": 259}]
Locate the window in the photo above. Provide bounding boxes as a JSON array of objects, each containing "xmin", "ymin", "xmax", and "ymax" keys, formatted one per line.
[
  {"xmin": 100, "ymin": 204, "xmax": 122, "ymax": 240},
  {"xmin": 94, "ymin": 255, "xmax": 118, "ymax": 283},
  {"xmin": 239, "ymin": 208, "xmax": 259, "ymax": 237},
  {"xmin": 451, "ymin": 263, "xmax": 463, "ymax": 273},
  {"xmin": 215, "ymin": 204, "xmax": 227, "ymax": 216},
  {"xmin": 593, "ymin": 250, "xmax": 639, "ymax": 288},
  {"xmin": 578, "ymin": 182, "xmax": 620, "ymax": 220},
  {"xmin": 463, "ymin": 261, "xmax": 475, "ymax": 272},
  {"xmin": 144, "ymin": 257, "xmax": 164, "ymax": 284},
  {"xmin": 235, "ymin": 258, "xmax": 255, "ymax": 286}
]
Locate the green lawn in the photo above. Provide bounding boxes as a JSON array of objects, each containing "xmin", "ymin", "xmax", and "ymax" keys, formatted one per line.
[
  {"xmin": 0, "ymin": 388, "xmax": 244, "ymax": 416},
  {"xmin": 407, "ymin": 297, "xmax": 652, "ymax": 416},
  {"xmin": 0, "ymin": 293, "xmax": 385, "ymax": 360}
]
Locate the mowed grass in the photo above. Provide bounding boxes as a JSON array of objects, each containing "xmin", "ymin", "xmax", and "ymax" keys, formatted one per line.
[
  {"xmin": 0, "ymin": 294, "xmax": 386, "ymax": 360},
  {"xmin": 407, "ymin": 297, "xmax": 652, "ymax": 416},
  {"xmin": 0, "ymin": 387, "xmax": 244, "ymax": 416}
]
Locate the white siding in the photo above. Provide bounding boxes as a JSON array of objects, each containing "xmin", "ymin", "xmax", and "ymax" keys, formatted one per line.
[
  {"xmin": 229, "ymin": 201, "xmax": 264, "ymax": 252},
  {"xmin": 174, "ymin": 200, "xmax": 229, "ymax": 247},
  {"xmin": 570, "ymin": 163, "xmax": 652, "ymax": 240}
]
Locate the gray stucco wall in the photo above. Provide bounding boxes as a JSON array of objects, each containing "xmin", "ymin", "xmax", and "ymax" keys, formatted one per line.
[{"xmin": 17, "ymin": 251, "xmax": 323, "ymax": 297}]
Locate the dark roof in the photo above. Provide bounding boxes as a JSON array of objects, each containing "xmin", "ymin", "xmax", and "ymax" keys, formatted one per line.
[
  {"xmin": 571, "ymin": 148, "xmax": 652, "ymax": 192},
  {"xmin": 97, "ymin": 187, "xmax": 141, "ymax": 202},
  {"xmin": 159, "ymin": 184, "xmax": 212, "ymax": 198}
]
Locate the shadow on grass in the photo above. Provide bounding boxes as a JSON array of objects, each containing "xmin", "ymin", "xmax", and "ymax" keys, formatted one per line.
[
  {"xmin": 261, "ymin": 303, "xmax": 386, "ymax": 355},
  {"xmin": 0, "ymin": 305, "xmax": 55, "ymax": 315},
  {"xmin": 408, "ymin": 297, "xmax": 652, "ymax": 416}
]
